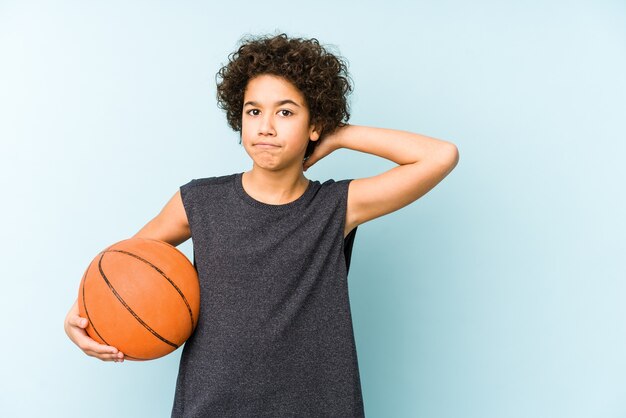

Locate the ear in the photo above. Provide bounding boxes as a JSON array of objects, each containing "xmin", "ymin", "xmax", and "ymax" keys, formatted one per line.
[{"xmin": 309, "ymin": 123, "xmax": 321, "ymax": 142}]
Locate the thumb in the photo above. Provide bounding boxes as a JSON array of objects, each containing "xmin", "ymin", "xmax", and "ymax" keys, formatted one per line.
[
  {"xmin": 75, "ymin": 316, "xmax": 88, "ymax": 328},
  {"xmin": 303, "ymin": 150, "xmax": 321, "ymax": 171}
]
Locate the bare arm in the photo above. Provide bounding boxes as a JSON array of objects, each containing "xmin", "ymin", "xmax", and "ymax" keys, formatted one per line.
[
  {"xmin": 341, "ymin": 125, "xmax": 458, "ymax": 234},
  {"xmin": 65, "ymin": 188, "xmax": 191, "ymax": 362},
  {"xmin": 304, "ymin": 124, "xmax": 459, "ymax": 236},
  {"xmin": 132, "ymin": 190, "xmax": 191, "ymax": 246}
]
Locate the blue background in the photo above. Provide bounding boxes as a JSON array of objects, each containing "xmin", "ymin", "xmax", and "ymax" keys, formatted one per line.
[{"xmin": 1, "ymin": 1, "xmax": 625, "ymax": 417}]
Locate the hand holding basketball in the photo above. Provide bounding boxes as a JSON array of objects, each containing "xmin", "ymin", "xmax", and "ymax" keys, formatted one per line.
[
  {"xmin": 75, "ymin": 237, "xmax": 200, "ymax": 361},
  {"xmin": 64, "ymin": 300, "xmax": 125, "ymax": 362}
]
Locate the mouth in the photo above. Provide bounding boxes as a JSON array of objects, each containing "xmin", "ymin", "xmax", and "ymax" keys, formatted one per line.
[{"xmin": 254, "ymin": 142, "xmax": 280, "ymax": 148}]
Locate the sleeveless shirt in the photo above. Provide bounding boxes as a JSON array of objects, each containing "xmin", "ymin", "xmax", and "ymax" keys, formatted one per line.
[{"xmin": 170, "ymin": 172, "xmax": 365, "ymax": 417}]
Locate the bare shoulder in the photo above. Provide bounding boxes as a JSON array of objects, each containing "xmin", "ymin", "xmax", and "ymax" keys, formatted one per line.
[
  {"xmin": 344, "ymin": 148, "xmax": 459, "ymax": 237},
  {"xmin": 132, "ymin": 189, "xmax": 191, "ymax": 247}
]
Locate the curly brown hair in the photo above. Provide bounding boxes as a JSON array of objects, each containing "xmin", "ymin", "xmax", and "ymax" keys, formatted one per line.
[{"xmin": 215, "ymin": 32, "xmax": 353, "ymax": 160}]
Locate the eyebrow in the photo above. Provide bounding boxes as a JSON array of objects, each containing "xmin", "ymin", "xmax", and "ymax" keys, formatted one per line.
[{"xmin": 243, "ymin": 99, "xmax": 301, "ymax": 108}]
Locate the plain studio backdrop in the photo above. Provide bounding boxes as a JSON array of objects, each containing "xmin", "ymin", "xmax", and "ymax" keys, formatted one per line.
[{"xmin": 1, "ymin": 1, "xmax": 624, "ymax": 417}]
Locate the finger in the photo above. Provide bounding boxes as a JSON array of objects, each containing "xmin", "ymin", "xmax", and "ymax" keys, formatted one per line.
[
  {"xmin": 83, "ymin": 339, "xmax": 120, "ymax": 356},
  {"xmin": 73, "ymin": 328, "xmax": 118, "ymax": 356},
  {"xmin": 76, "ymin": 333, "xmax": 120, "ymax": 355},
  {"xmin": 101, "ymin": 352, "xmax": 125, "ymax": 362},
  {"xmin": 107, "ymin": 351, "xmax": 125, "ymax": 362},
  {"xmin": 67, "ymin": 320, "xmax": 125, "ymax": 362},
  {"xmin": 87, "ymin": 350, "xmax": 125, "ymax": 362},
  {"xmin": 69, "ymin": 315, "xmax": 89, "ymax": 328},
  {"xmin": 89, "ymin": 349, "xmax": 125, "ymax": 362}
]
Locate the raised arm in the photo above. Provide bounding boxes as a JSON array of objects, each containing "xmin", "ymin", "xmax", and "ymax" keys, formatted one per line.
[{"xmin": 304, "ymin": 124, "xmax": 459, "ymax": 236}]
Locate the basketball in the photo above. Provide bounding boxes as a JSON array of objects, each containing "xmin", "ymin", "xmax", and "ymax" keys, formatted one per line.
[{"xmin": 77, "ymin": 237, "xmax": 200, "ymax": 361}]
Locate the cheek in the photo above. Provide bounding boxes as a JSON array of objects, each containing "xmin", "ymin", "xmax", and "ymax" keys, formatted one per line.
[{"xmin": 241, "ymin": 119, "xmax": 254, "ymax": 136}]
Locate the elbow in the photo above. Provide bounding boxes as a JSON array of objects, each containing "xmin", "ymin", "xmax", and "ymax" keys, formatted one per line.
[
  {"xmin": 434, "ymin": 142, "xmax": 459, "ymax": 169},
  {"xmin": 447, "ymin": 143, "xmax": 459, "ymax": 168}
]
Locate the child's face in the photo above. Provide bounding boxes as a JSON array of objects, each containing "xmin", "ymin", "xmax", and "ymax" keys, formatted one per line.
[{"xmin": 241, "ymin": 74, "xmax": 320, "ymax": 172}]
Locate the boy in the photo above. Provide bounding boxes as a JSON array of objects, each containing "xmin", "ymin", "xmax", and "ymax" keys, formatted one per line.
[{"xmin": 64, "ymin": 32, "xmax": 459, "ymax": 417}]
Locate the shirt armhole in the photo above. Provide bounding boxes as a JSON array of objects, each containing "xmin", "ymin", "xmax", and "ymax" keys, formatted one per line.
[
  {"xmin": 339, "ymin": 179, "xmax": 358, "ymax": 276},
  {"xmin": 179, "ymin": 180, "xmax": 197, "ymax": 271}
]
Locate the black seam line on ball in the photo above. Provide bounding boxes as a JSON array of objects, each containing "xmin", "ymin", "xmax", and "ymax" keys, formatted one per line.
[
  {"xmin": 105, "ymin": 248, "xmax": 196, "ymax": 333},
  {"xmin": 121, "ymin": 353, "xmax": 144, "ymax": 361},
  {"xmin": 82, "ymin": 257, "xmax": 111, "ymax": 347},
  {"xmin": 97, "ymin": 252, "xmax": 179, "ymax": 349},
  {"xmin": 83, "ymin": 255, "xmax": 151, "ymax": 361}
]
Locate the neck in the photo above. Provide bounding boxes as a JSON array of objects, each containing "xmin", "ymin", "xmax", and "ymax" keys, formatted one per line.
[{"xmin": 242, "ymin": 166, "xmax": 310, "ymax": 205}]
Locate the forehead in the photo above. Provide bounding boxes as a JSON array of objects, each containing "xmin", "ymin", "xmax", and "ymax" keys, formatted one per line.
[{"xmin": 243, "ymin": 74, "xmax": 306, "ymax": 106}]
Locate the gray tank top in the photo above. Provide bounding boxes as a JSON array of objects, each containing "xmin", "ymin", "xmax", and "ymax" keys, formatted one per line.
[{"xmin": 171, "ymin": 172, "xmax": 364, "ymax": 417}]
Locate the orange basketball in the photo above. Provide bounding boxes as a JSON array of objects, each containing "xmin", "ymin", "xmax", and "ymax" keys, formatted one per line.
[{"xmin": 78, "ymin": 237, "xmax": 200, "ymax": 361}]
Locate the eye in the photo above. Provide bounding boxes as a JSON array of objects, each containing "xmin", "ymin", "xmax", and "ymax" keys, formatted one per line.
[{"xmin": 244, "ymin": 109, "xmax": 293, "ymax": 117}]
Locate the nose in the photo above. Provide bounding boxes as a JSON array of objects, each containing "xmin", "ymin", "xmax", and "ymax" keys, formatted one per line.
[{"xmin": 258, "ymin": 114, "xmax": 275, "ymax": 136}]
